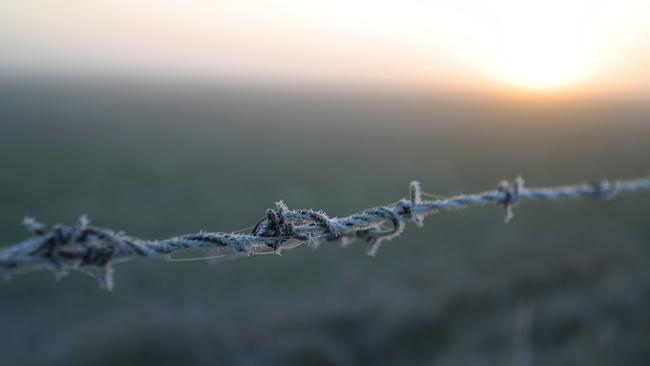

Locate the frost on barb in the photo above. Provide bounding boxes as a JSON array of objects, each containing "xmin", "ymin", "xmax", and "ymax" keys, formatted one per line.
[{"xmin": 1, "ymin": 175, "xmax": 649, "ymax": 289}]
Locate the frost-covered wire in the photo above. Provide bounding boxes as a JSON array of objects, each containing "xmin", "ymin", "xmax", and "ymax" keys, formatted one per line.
[{"xmin": 1, "ymin": 174, "xmax": 649, "ymax": 290}]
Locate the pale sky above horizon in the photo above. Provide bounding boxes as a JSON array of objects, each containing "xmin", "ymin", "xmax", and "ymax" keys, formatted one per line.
[{"xmin": 1, "ymin": 0, "xmax": 649, "ymax": 96}]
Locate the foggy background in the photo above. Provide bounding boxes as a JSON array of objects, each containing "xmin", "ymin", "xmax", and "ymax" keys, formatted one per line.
[
  {"xmin": 1, "ymin": 1, "xmax": 650, "ymax": 365},
  {"xmin": 1, "ymin": 78, "xmax": 649, "ymax": 365}
]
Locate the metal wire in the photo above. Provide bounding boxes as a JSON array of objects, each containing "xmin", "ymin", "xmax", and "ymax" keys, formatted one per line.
[{"xmin": 1, "ymin": 174, "xmax": 649, "ymax": 290}]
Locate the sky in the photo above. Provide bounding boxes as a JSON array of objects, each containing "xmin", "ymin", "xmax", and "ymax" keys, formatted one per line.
[{"xmin": 1, "ymin": 0, "xmax": 649, "ymax": 96}]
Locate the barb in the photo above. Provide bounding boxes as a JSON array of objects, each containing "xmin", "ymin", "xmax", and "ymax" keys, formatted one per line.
[{"xmin": 1, "ymin": 175, "xmax": 649, "ymax": 290}]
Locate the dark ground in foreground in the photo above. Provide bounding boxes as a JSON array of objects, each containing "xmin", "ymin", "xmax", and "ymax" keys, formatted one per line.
[{"xmin": 1, "ymin": 79, "xmax": 649, "ymax": 365}]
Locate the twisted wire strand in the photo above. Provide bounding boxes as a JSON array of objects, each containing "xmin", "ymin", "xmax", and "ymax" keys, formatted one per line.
[{"xmin": 1, "ymin": 175, "xmax": 649, "ymax": 290}]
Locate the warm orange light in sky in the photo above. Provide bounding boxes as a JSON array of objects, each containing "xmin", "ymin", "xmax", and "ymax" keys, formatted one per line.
[
  {"xmin": 1, "ymin": 0, "xmax": 648, "ymax": 94},
  {"xmin": 461, "ymin": 0, "xmax": 647, "ymax": 90}
]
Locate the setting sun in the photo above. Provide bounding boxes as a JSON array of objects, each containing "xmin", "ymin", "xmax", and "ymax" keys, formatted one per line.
[{"xmin": 462, "ymin": 0, "xmax": 644, "ymax": 90}]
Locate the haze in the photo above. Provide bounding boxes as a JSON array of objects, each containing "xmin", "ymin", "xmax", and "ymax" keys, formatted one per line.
[{"xmin": 1, "ymin": 0, "xmax": 649, "ymax": 97}]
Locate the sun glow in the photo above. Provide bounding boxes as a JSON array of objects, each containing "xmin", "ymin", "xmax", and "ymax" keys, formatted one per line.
[{"xmin": 461, "ymin": 0, "xmax": 643, "ymax": 90}]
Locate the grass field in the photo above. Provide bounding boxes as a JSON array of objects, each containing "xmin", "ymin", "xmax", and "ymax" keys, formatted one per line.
[{"xmin": 1, "ymin": 79, "xmax": 649, "ymax": 365}]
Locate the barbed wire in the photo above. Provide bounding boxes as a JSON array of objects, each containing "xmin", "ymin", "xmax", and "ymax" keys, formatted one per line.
[{"xmin": 1, "ymin": 175, "xmax": 649, "ymax": 290}]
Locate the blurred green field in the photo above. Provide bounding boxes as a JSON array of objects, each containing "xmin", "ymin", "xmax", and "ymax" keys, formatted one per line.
[{"xmin": 1, "ymin": 79, "xmax": 649, "ymax": 365}]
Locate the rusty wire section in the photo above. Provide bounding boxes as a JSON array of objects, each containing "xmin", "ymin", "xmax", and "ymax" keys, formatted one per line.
[{"xmin": 1, "ymin": 175, "xmax": 649, "ymax": 290}]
